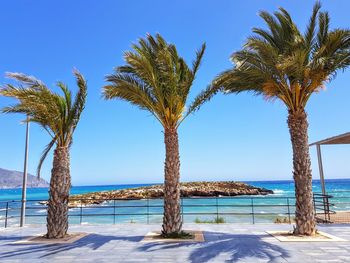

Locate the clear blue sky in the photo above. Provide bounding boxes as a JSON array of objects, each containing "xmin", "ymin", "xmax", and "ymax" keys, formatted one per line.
[{"xmin": 0, "ymin": 0, "xmax": 349, "ymax": 186}]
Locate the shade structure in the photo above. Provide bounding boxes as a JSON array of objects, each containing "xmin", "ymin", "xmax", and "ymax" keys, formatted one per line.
[
  {"xmin": 309, "ymin": 132, "xmax": 350, "ymax": 195},
  {"xmin": 310, "ymin": 132, "xmax": 350, "ymax": 146}
]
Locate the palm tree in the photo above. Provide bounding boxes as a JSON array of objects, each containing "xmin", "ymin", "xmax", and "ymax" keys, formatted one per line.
[
  {"xmin": 203, "ymin": 2, "xmax": 350, "ymax": 235},
  {"xmin": 103, "ymin": 34, "xmax": 209, "ymax": 235},
  {"xmin": 0, "ymin": 70, "xmax": 87, "ymax": 238}
]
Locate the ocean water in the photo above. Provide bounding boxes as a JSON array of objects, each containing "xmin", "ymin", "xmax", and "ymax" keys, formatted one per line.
[
  {"xmin": 247, "ymin": 179, "xmax": 350, "ymax": 198},
  {"xmin": 0, "ymin": 179, "xmax": 349, "ymax": 226},
  {"xmin": 1, "ymin": 179, "xmax": 349, "ymax": 201},
  {"xmin": 0, "ymin": 184, "xmax": 153, "ymax": 201}
]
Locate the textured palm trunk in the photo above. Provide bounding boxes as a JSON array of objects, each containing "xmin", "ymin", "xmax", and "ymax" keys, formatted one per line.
[
  {"xmin": 287, "ymin": 110, "xmax": 316, "ymax": 236},
  {"xmin": 162, "ymin": 128, "xmax": 182, "ymax": 235},
  {"xmin": 46, "ymin": 147, "xmax": 71, "ymax": 239}
]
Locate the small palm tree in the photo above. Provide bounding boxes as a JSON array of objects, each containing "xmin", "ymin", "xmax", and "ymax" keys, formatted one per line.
[
  {"xmin": 205, "ymin": 2, "xmax": 350, "ymax": 235},
  {"xmin": 0, "ymin": 70, "xmax": 87, "ymax": 238},
  {"xmin": 103, "ymin": 34, "xmax": 209, "ymax": 235}
]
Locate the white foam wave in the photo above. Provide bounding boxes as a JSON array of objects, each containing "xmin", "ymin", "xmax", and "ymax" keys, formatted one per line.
[{"xmin": 273, "ymin": 190, "xmax": 285, "ymax": 194}]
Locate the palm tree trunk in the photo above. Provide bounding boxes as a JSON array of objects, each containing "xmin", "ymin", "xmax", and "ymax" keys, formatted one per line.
[
  {"xmin": 46, "ymin": 147, "xmax": 71, "ymax": 239},
  {"xmin": 287, "ymin": 110, "xmax": 316, "ymax": 236},
  {"xmin": 162, "ymin": 128, "xmax": 182, "ymax": 235}
]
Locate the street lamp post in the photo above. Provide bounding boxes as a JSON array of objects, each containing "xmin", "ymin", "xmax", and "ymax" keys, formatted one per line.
[{"xmin": 20, "ymin": 116, "xmax": 30, "ymax": 227}]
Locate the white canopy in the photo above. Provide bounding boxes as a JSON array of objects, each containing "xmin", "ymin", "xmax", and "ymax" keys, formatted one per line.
[
  {"xmin": 309, "ymin": 132, "xmax": 350, "ymax": 195},
  {"xmin": 310, "ymin": 132, "xmax": 350, "ymax": 146}
]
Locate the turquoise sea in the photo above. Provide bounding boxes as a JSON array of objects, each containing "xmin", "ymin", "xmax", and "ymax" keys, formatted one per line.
[
  {"xmin": 1, "ymin": 179, "xmax": 350, "ymax": 201},
  {"xmin": 0, "ymin": 179, "xmax": 349, "ymax": 226}
]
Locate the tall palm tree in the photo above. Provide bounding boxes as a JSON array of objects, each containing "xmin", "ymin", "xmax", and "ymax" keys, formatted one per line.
[
  {"xmin": 0, "ymin": 70, "xmax": 87, "ymax": 238},
  {"xmin": 103, "ymin": 34, "xmax": 209, "ymax": 235},
  {"xmin": 201, "ymin": 2, "xmax": 350, "ymax": 235}
]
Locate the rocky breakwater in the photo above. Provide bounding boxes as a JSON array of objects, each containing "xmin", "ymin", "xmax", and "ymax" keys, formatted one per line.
[{"xmin": 69, "ymin": 181, "xmax": 273, "ymax": 207}]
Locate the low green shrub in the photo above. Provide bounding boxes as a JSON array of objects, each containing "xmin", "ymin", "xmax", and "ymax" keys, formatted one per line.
[
  {"xmin": 194, "ymin": 217, "xmax": 226, "ymax": 224},
  {"xmin": 274, "ymin": 216, "xmax": 295, "ymax": 224}
]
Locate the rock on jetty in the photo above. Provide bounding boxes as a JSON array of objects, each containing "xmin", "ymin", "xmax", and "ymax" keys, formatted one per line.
[{"xmin": 69, "ymin": 181, "xmax": 273, "ymax": 207}]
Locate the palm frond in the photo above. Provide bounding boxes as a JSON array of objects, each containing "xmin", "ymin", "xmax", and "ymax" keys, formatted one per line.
[
  {"xmin": 1, "ymin": 69, "xmax": 88, "ymax": 178},
  {"xmin": 5, "ymin": 72, "xmax": 45, "ymax": 90},
  {"xmin": 304, "ymin": 1, "xmax": 321, "ymax": 48},
  {"xmin": 317, "ymin": 11, "xmax": 330, "ymax": 47},
  {"xmin": 191, "ymin": 43, "xmax": 206, "ymax": 77},
  {"xmin": 70, "ymin": 70, "xmax": 88, "ymax": 132},
  {"xmin": 103, "ymin": 33, "xmax": 209, "ymax": 129},
  {"xmin": 185, "ymin": 83, "xmax": 221, "ymax": 118},
  {"xmin": 37, "ymin": 137, "xmax": 57, "ymax": 178},
  {"xmin": 214, "ymin": 2, "xmax": 350, "ymax": 112}
]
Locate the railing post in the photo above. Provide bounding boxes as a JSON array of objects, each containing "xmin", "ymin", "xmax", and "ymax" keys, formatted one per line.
[
  {"xmin": 323, "ymin": 195, "xmax": 327, "ymax": 222},
  {"xmin": 313, "ymin": 194, "xmax": 317, "ymax": 215},
  {"xmin": 113, "ymin": 199, "xmax": 116, "ymax": 225},
  {"xmin": 216, "ymin": 197, "xmax": 219, "ymax": 223},
  {"xmin": 147, "ymin": 199, "xmax": 149, "ymax": 224},
  {"xmin": 5, "ymin": 202, "xmax": 9, "ymax": 228},
  {"xmin": 181, "ymin": 198, "xmax": 184, "ymax": 223},
  {"xmin": 251, "ymin": 198, "xmax": 255, "ymax": 224},
  {"xmin": 80, "ymin": 200, "xmax": 83, "ymax": 225},
  {"xmin": 287, "ymin": 197, "xmax": 291, "ymax": 224},
  {"xmin": 325, "ymin": 195, "xmax": 331, "ymax": 222}
]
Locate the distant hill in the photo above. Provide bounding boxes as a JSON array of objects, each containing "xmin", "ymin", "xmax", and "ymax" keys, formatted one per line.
[{"xmin": 0, "ymin": 168, "xmax": 49, "ymax": 189}]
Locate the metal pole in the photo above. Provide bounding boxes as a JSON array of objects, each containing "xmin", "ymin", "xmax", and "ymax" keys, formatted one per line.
[
  {"xmin": 216, "ymin": 197, "xmax": 219, "ymax": 223},
  {"xmin": 313, "ymin": 194, "xmax": 317, "ymax": 215},
  {"xmin": 147, "ymin": 199, "xmax": 149, "ymax": 224},
  {"xmin": 114, "ymin": 199, "xmax": 116, "ymax": 225},
  {"xmin": 323, "ymin": 195, "xmax": 327, "ymax": 222},
  {"xmin": 5, "ymin": 202, "xmax": 9, "ymax": 228},
  {"xmin": 287, "ymin": 198, "xmax": 291, "ymax": 224},
  {"xmin": 181, "ymin": 198, "xmax": 184, "ymax": 223},
  {"xmin": 326, "ymin": 196, "xmax": 331, "ymax": 222},
  {"xmin": 316, "ymin": 144, "xmax": 326, "ymax": 195},
  {"xmin": 20, "ymin": 116, "xmax": 30, "ymax": 227},
  {"xmin": 251, "ymin": 198, "xmax": 255, "ymax": 224},
  {"xmin": 80, "ymin": 201, "xmax": 83, "ymax": 224}
]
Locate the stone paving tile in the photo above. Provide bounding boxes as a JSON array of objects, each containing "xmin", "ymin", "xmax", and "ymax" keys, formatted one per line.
[
  {"xmin": 314, "ymin": 260, "xmax": 345, "ymax": 263},
  {"xmin": 0, "ymin": 224, "xmax": 349, "ymax": 262}
]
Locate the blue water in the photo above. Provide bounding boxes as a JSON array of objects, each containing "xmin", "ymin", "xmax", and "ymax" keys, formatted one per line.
[
  {"xmin": 0, "ymin": 184, "xmax": 153, "ymax": 201},
  {"xmin": 247, "ymin": 179, "xmax": 350, "ymax": 198},
  {"xmin": 0, "ymin": 179, "xmax": 349, "ymax": 226},
  {"xmin": 1, "ymin": 179, "xmax": 349, "ymax": 201}
]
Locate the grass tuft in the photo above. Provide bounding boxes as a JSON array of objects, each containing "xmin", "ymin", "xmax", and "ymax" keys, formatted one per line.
[
  {"xmin": 194, "ymin": 217, "xmax": 226, "ymax": 224},
  {"xmin": 274, "ymin": 216, "xmax": 295, "ymax": 224}
]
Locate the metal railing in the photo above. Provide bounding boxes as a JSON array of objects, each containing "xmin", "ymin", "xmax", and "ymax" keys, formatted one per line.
[
  {"xmin": 0, "ymin": 196, "xmax": 297, "ymax": 228},
  {"xmin": 0, "ymin": 200, "xmax": 15, "ymax": 228},
  {"xmin": 313, "ymin": 193, "xmax": 335, "ymax": 223},
  {"xmin": 1, "ymin": 194, "xmax": 349, "ymax": 228},
  {"xmin": 314, "ymin": 193, "xmax": 350, "ymax": 224}
]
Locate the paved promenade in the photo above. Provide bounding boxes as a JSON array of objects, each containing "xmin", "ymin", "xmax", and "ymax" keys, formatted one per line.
[{"xmin": 0, "ymin": 224, "xmax": 349, "ymax": 263}]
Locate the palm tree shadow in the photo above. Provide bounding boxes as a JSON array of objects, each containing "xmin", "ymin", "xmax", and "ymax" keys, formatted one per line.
[
  {"xmin": 138, "ymin": 232, "xmax": 290, "ymax": 263},
  {"xmin": 0, "ymin": 233, "xmax": 143, "ymax": 259},
  {"xmin": 0, "ymin": 235, "xmax": 32, "ymax": 242},
  {"xmin": 1, "ymin": 232, "xmax": 290, "ymax": 262}
]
